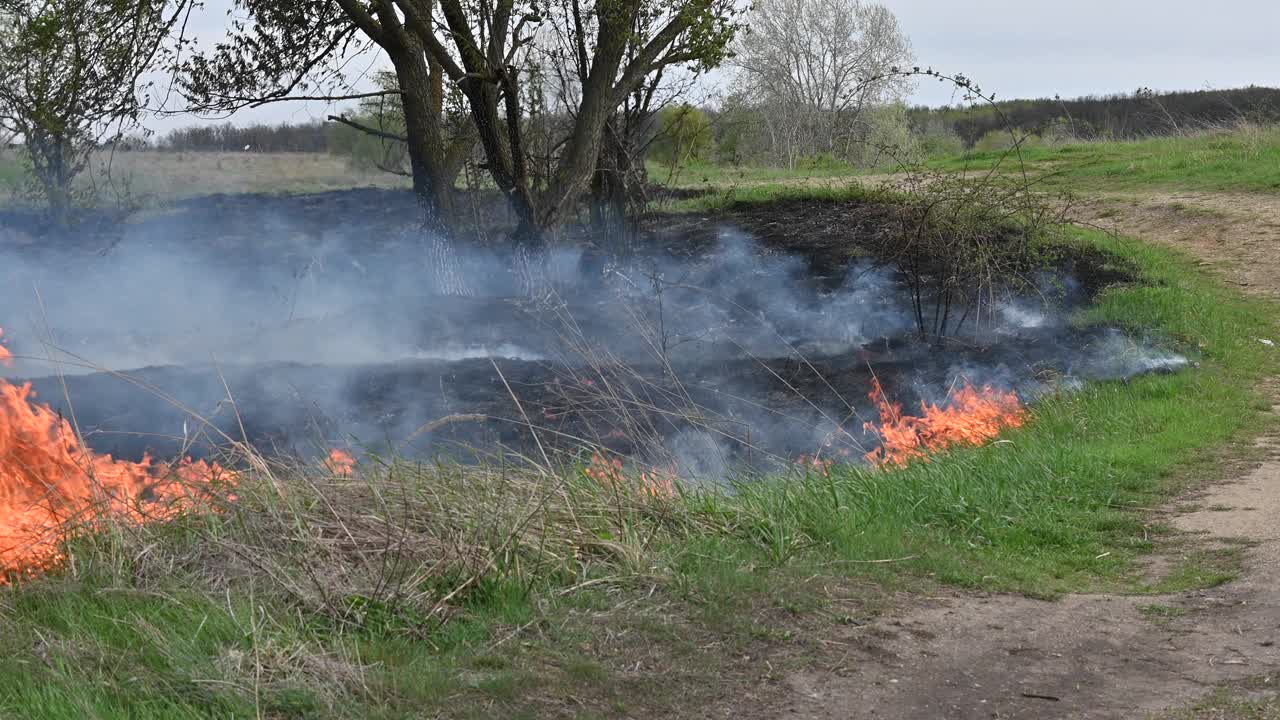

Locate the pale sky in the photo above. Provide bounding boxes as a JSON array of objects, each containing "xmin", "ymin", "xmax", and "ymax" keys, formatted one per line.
[{"xmin": 150, "ymin": 0, "xmax": 1280, "ymax": 132}]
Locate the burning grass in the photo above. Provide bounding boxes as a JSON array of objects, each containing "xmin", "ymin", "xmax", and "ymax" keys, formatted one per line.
[
  {"xmin": 862, "ymin": 378, "xmax": 1027, "ymax": 467},
  {"xmin": 0, "ymin": 219, "xmax": 1276, "ymax": 716},
  {"xmin": 0, "ymin": 332, "xmax": 234, "ymax": 583}
]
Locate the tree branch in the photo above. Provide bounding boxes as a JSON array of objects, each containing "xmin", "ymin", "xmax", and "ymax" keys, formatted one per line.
[{"xmin": 326, "ymin": 114, "xmax": 408, "ymax": 142}]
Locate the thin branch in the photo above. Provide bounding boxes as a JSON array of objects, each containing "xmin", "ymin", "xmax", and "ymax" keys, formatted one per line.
[{"xmin": 326, "ymin": 114, "xmax": 409, "ymax": 142}]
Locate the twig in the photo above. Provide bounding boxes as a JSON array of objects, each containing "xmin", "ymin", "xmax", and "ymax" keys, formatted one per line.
[{"xmin": 490, "ymin": 358, "xmax": 553, "ymax": 474}]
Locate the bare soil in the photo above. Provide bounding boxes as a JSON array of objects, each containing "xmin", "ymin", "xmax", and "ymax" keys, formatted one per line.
[{"xmin": 760, "ymin": 191, "xmax": 1280, "ymax": 719}]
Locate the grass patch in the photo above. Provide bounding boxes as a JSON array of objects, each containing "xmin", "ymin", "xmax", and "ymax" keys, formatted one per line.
[
  {"xmin": 647, "ymin": 158, "xmax": 866, "ymax": 191},
  {"xmin": 922, "ymin": 124, "xmax": 1280, "ymax": 193},
  {"xmin": 1159, "ymin": 675, "xmax": 1280, "ymax": 719},
  {"xmin": 1138, "ymin": 603, "xmax": 1187, "ymax": 621},
  {"xmin": 0, "ymin": 150, "xmax": 411, "ymax": 209},
  {"xmin": 649, "ymin": 124, "xmax": 1280, "ymax": 197},
  {"xmin": 655, "ymin": 179, "xmax": 884, "ymax": 214}
]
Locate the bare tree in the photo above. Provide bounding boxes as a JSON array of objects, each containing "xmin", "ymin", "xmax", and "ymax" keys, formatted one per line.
[
  {"xmin": 732, "ymin": 0, "xmax": 912, "ymax": 168},
  {"xmin": 0, "ymin": 0, "xmax": 191, "ymax": 219}
]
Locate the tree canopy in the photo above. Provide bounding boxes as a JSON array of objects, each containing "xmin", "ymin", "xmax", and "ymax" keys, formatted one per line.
[
  {"xmin": 0, "ymin": 0, "xmax": 191, "ymax": 216},
  {"xmin": 181, "ymin": 0, "xmax": 741, "ymax": 241}
]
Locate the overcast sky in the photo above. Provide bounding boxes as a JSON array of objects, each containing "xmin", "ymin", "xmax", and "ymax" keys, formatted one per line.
[{"xmin": 151, "ymin": 0, "xmax": 1280, "ymax": 132}]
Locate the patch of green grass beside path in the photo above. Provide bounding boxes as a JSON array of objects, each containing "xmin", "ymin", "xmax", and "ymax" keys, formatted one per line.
[
  {"xmin": 2, "ymin": 196, "xmax": 1278, "ymax": 717},
  {"xmin": 927, "ymin": 124, "xmax": 1280, "ymax": 193},
  {"xmin": 653, "ymin": 124, "xmax": 1280, "ymax": 196}
]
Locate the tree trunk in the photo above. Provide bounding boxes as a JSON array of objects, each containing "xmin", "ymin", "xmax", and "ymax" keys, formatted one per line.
[
  {"xmin": 29, "ymin": 132, "xmax": 73, "ymax": 224},
  {"xmin": 589, "ymin": 119, "xmax": 645, "ymax": 257},
  {"xmin": 391, "ymin": 43, "xmax": 456, "ymax": 234}
]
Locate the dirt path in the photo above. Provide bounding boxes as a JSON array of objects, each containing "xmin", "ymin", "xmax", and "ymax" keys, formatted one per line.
[{"xmin": 769, "ymin": 191, "xmax": 1280, "ymax": 719}]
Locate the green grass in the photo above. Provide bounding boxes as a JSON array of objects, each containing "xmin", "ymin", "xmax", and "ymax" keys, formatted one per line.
[
  {"xmin": 648, "ymin": 158, "xmax": 864, "ymax": 190},
  {"xmin": 651, "ymin": 124, "xmax": 1280, "ymax": 196},
  {"xmin": 659, "ymin": 180, "xmax": 886, "ymax": 213},
  {"xmin": 1160, "ymin": 675, "xmax": 1280, "ymax": 719},
  {"xmin": 922, "ymin": 124, "xmax": 1280, "ymax": 193},
  {"xmin": 1138, "ymin": 603, "xmax": 1187, "ymax": 621}
]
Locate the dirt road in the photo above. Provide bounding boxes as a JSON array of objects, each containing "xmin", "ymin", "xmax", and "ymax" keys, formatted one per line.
[{"xmin": 770, "ymin": 191, "xmax": 1280, "ymax": 719}]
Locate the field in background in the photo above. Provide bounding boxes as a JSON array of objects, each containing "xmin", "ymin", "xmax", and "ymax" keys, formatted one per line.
[
  {"xmin": 653, "ymin": 123, "xmax": 1280, "ymax": 197},
  {"xmin": 926, "ymin": 122, "xmax": 1280, "ymax": 192},
  {"xmin": 0, "ymin": 149, "xmax": 409, "ymax": 207},
  {"xmin": 5, "ymin": 123, "xmax": 1277, "ymax": 211}
]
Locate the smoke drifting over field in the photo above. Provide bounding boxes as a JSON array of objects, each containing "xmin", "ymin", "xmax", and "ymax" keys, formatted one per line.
[{"xmin": 0, "ymin": 191, "xmax": 1187, "ymax": 478}]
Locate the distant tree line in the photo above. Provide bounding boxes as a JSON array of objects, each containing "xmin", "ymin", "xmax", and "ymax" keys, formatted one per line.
[
  {"xmin": 158, "ymin": 122, "xmax": 332, "ymax": 152},
  {"xmin": 908, "ymin": 86, "xmax": 1280, "ymax": 149},
  {"xmin": 151, "ymin": 83, "xmax": 1280, "ymax": 172}
]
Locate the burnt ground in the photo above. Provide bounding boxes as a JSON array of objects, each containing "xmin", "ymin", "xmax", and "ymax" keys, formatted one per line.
[
  {"xmin": 20, "ymin": 323, "xmax": 1156, "ymax": 468},
  {"xmin": 2, "ymin": 192, "xmax": 1154, "ymax": 472}
]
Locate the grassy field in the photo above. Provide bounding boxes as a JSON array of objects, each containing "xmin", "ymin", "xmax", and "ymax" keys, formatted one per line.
[
  {"xmin": 927, "ymin": 123, "xmax": 1280, "ymax": 193},
  {"xmin": 651, "ymin": 123, "xmax": 1280, "ymax": 196},
  {"xmin": 648, "ymin": 158, "xmax": 869, "ymax": 191},
  {"xmin": 4, "ymin": 130, "xmax": 1280, "ymax": 717},
  {"xmin": 0, "ymin": 150, "xmax": 409, "ymax": 208}
]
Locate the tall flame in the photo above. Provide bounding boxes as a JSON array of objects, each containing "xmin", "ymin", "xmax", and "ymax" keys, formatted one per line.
[
  {"xmin": 863, "ymin": 377, "xmax": 1026, "ymax": 467},
  {"xmin": 0, "ymin": 328, "xmax": 234, "ymax": 582}
]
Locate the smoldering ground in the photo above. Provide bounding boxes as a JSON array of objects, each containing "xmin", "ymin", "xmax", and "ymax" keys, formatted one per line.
[{"xmin": 0, "ymin": 191, "xmax": 1187, "ymax": 478}]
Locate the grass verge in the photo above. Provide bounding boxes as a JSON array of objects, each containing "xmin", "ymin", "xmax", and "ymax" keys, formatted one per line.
[
  {"xmin": 648, "ymin": 124, "xmax": 1280, "ymax": 197},
  {"xmin": 1, "ymin": 214, "xmax": 1277, "ymax": 717},
  {"xmin": 919, "ymin": 123, "xmax": 1280, "ymax": 193},
  {"xmin": 1159, "ymin": 675, "xmax": 1280, "ymax": 719}
]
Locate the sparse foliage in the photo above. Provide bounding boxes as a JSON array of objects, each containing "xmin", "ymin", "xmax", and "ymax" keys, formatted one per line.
[
  {"xmin": 731, "ymin": 0, "xmax": 912, "ymax": 168},
  {"xmin": 183, "ymin": 0, "xmax": 739, "ymax": 243},
  {"xmin": 0, "ymin": 0, "xmax": 191, "ymax": 218},
  {"xmin": 426, "ymin": 0, "xmax": 741, "ymax": 245},
  {"xmin": 181, "ymin": 0, "xmax": 472, "ymax": 231},
  {"xmin": 651, "ymin": 103, "xmax": 713, "ymax": 168}
]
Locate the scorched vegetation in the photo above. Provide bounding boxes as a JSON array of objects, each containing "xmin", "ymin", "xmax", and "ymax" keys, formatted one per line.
[
  {"xmin": 0, "ymin": 182, "xmax": 1276, "ymax": 716},
  {"xmin": 0, "ymin": 0, "xmax": 1278, "ymax": 714}
]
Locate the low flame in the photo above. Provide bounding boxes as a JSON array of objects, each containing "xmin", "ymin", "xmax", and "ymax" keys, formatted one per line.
[
  {"xmin": 0, "ymin": 328, "xmax": 235, "ymax": 582},
  {"xmin": 325, "ymin": 448, "xmax": 356, "ymax": 476},
  {"xmin": 796, "ymin": 454, "xmax": 835, "ymax": 476},
  {"xmin": 585, "ymin": 453, "xmax": 677, "ymax": 499},
  {"xmin": 863, "ymin": 377, "xmax": 1026, "ymax": 468}
]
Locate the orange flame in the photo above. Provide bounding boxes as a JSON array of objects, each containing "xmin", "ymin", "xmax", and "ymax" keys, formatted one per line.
[
  {"xmin": 585, "ymin": 454, "xmax": 677, "ymax": 499},
  {"xmin": 863, "ymin": 377, "xmax": 1026, "ymax": 468},
  {"xmin": 796, "ymin": 454, "xmax": 834, "ymax": 477},
  {"xmin": 325, "ymin": 448, "xmax": 356, "ymax": 476},
  {"xmin": 0, "ymin": 328, "xmax": 11, "ymax": 366},
  {"xmin": 0, "ymin": 328, "xmax": 235, "ymax": 582}
]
